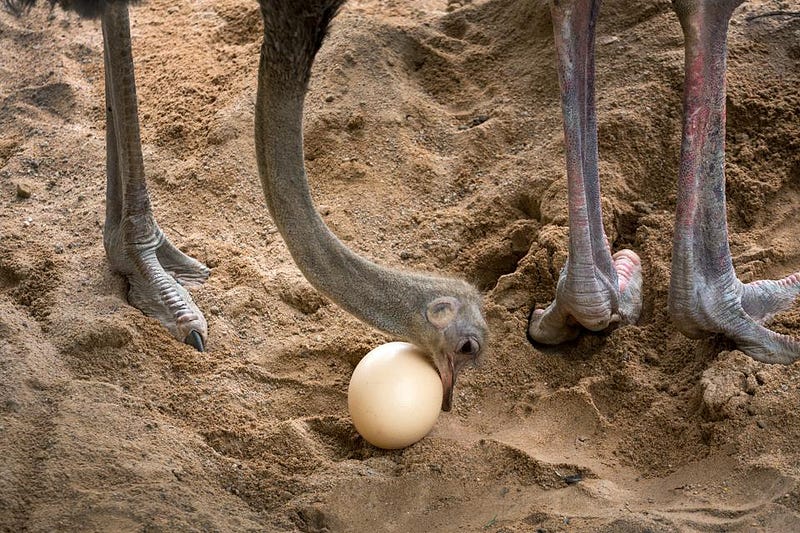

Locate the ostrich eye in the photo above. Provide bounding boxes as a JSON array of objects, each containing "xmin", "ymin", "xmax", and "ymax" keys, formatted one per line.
[{"xmin": 457, "ymin": 338, "xmax": 479, "ymax": 356}]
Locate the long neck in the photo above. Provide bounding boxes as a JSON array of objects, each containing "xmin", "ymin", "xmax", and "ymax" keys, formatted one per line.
[{"xmin": 254, "ymin": 46, "xmax": 443, "ymax": 338}]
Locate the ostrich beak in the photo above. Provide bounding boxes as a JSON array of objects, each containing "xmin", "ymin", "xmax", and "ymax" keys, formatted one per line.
[{"xmin": 439, "ymin": 355, "xmax": 455, "ymax": 412}]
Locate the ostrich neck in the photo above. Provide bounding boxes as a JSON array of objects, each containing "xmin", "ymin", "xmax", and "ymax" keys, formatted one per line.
[{"xmin": 254, "ymin": 52, "xmax": 435, "ymax": 338}]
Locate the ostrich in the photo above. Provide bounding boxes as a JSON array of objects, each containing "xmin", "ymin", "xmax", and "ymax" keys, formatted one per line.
[
  {"xmin": 527, "ymin": 0, "xmax": 800, "ymax": 363},
  {"xmin": 8, "ymin": 0, "xmax": 799, "ymax": 414},
  {"xmin": 10, "ymin": 0, "xmax": 487, "ymax": 411}
]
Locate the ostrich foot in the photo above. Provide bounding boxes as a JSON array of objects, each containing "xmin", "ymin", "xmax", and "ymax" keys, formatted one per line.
[
  {"xmin": 527, "ymin": 249, "xmax": 642, "ymax": 345},
  {"xmin": 669, "ymin": 0, "xmax": 800, "ymax": 363},
  {"xmin": 527, "ymin": 0, "xmax": 642, "ymax": 348},
  {"xmin": 669, "ymin": 273, "xmax": 800, "ymax": 363},
  {"xmin": 106, "ymin": 223, "xmax": 210, "ymax": 351},
  {"xmin": 101, "ymin": 3, "xmax": 209, "ymax": 351}
]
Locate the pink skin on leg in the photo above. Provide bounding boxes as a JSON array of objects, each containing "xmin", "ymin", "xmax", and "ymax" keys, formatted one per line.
[
  {"xmin": 669, "ymin": 0, "xmax": 800, "ymax": 362},
  {"xmin": 527, "ymin": 0, "xmax": 643, "ymax": 346}
]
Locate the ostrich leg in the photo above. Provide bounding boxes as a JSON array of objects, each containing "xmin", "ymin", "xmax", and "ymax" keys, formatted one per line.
[
  {"xmin": 101, "ymin": 3, "xmax": 209, "ymax": 350},
  {"xmin": 669, "ymin": 0, "xmax": 800, "ymax": 362},
  {"xmin": 527, "ymin": 0, "xmax": 643, "ymax": 345}
]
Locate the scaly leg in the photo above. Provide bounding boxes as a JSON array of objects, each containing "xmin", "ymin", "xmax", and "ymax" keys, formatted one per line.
[
  {"xmin": 101, "ymin": 3, "xmax": 209, "ymax": 350},
  {"xmin": 527, "ymin": 0, "xmax": 643, "ymax": 345},
  {"xmin": 669, "ymin": 0, "xmax": 800, "ymax": 362}
]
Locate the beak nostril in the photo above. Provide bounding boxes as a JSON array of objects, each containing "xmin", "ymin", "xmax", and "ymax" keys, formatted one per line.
[{"xmin": 458, "ymin": 338, "xmax": 478, "ymax": 356}]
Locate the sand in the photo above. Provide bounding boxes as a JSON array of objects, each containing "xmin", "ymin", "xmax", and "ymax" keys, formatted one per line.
[{"xmin": 1, "ymin": 0, "xmax": 799, "ymax": 531}]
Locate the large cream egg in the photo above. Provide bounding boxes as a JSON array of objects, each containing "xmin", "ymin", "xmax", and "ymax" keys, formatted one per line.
[{"xmin": 348, "ymin": 342, "xmax": 443, "ymax": 449}]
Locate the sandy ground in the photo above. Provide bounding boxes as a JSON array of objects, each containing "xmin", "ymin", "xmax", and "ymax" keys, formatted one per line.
[{"xmin": 2, "ymin": 0, "xmax": 800, "ymax": 531}]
